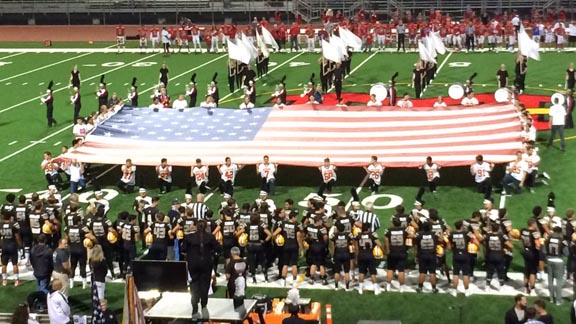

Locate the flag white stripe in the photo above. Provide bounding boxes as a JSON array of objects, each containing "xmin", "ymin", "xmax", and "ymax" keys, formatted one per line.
[
  {"xmin": 262, "ymin": 114, "xmax": 519, "ymax": 128},
  {"xmin": 258, "ymin": 122, "xmax": 519, "ymax": 138}
]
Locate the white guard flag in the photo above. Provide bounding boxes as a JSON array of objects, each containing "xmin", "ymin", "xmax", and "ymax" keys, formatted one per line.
[
  {"xmin": 227, "ymin": 39, "xmax": 251, "ymax": 64},
  {"xmin": 256, "ymin": 32, "xmax": 270, "ymax": 58},
  {"xmin": 321, "ymin": 39, "xmax": 341, "ymax": 63},
  {"xmin": 260, "ymin": 26, "xmax": 279, "ymax": 50},
  {"xmin": 418, "ymin": 41, "xmax": 436, "ymax": 64},
  {"xmin": 240, "ymin": 33, "xmax": 258, "ymax": 62},
  {"xmin": 518, "ymin": 25, "xmax": 540, "ymax": 61},
  {"xmin": 330, "ymin": 35, "xmax": 348, "ymax": 62},
  {"xmin": 430, "ymin": 31, "xmax": 446, "ymax": 55},
  {"xmin": 339, "ymin": 27, "xmax": 362, "ymax": 51}
]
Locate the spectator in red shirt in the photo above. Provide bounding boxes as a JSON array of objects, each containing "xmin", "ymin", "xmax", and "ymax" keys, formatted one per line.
[
  {"xmin": 260, "ymin": 17, "xmax": 270, "ymax": 31},
  {"xmin": 289, "ymin": 22, "xmax": 300, "ymax": 52},
  {"xmin": 278, "ymin": 23, "xmax": 287, "ymax": 50}
]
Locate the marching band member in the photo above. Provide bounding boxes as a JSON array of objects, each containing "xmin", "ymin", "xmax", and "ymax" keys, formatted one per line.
[
  {"xmin": 272, "ymin": 76, "xmax": 286, "ymax": 105},
  {"xmin": 128, "ymin": 77, "xmax": 139, "ymax": 107},
  {"xmin": 70, "ymin": 65, "xmax": 81, "ymax": 89},
  {"xmin": 70, "ymin": 86, "xmax": 81, "ymax": 122},
  {"xmin": 207, "ymin": 73, "xmax": 219, "ymax": 106},
  {"xmin": 301, "ymin": 73, "xmax": 315, "ymax": 99},
  {"xmin": 186, "ymin": 73, "xmax": 198, "ymax": 107},
  {"xmin": 96, "ymin": 75, "xmax": 108, "ymax": 109},
  {"xmin": 41, "ymin": 81, "xmax": 57, "ymax": 127},
  {"xmin": 228, "ymin": 59, "xmax": 237, "ymax": 93},
  {"xmin": 244, "ymin": 80, "xmax": 256, "ymax": 105}
]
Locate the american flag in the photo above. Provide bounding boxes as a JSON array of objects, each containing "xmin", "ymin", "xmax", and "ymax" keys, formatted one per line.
[
  {"xmin": 91, "ymin": 277, "xmax": 105, "ymax": 324},
  {"xmin": 69, "ymin": 104, "xmax": 523, "ymax": 167}
]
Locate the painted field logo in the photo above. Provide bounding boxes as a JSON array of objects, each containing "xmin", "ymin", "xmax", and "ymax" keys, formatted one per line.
[
  {"xmin": 289, "ymin": 62, "xmax": 310, "ymax": 67},
  {"xmin": 298, "ymin": 193, "xmax": 403, "ymax": 210},
  {"xmin": 448, "ymin": 62, "xmax": 471, "ymax": 68}
]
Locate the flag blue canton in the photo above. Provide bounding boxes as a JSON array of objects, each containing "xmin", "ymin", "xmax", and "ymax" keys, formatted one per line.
[
  {"xmin": 92, "ymin": 106, "xmax": 273, "ymax": 142},
  {"xmin": 92, "ymin": 277, "xmax": 105, "ymax": 324}
]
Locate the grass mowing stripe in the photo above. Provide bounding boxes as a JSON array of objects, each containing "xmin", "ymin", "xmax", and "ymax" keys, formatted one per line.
[
  {"xmin": 0, "ymin": 45, "xmax": 115, "ymax": 84},
  {"xmin": 0, "ymin": 53, "xmax": 159, "ymax": 115},
  {"xmin": 219, "ymin": 52, "xmax": 306, "ymax": 102},
  {"xmin": 327, "ymin": 51, "xmax": 379, "ymax": 93}
]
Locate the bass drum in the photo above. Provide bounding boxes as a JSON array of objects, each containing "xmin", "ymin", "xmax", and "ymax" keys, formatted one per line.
[
  {"xmin": 370, "ymin": 83, "xmax": 388, "ymax": 102},
  {"xmin": 448, "ymin": 83, "xmax": 465, "ymax": 100},
  {"xmin": 551, "ymin": 92, "xmax": 566, "ymax": 105},
  {"xmin": 494, "ymin": 88, "xmax": 513, "ymax": 103}
]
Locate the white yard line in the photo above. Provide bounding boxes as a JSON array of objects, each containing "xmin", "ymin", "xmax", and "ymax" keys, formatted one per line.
[
  {"xmin": 499, "ymin": 194, "xmax": 506, "ymax": 209},
  {"xmin": 0, "ymin": 45, "xmax": 115, "ymax": 84},
  {"xmin": 328, "ymin": 51, "xmax": 378, "ymax": 93},
  {"xmin": 0, "ymin": 126, "xmax": 73, "ymax": 163},
  {"xmin": 219, "ymin": 52, "xmax": 306, "ymax": 102},
  {"xmin": 138, "ymin": 54, "xmax": 227, "ymax": 95},
  {"xmin": 0, "ymin": 54, "xmax": 162, "ymax": 163},
  {"xmin": 422, "ymin": 51, "xmax": 453, "ymax": 94},
  {"xmin": 0, "ymin": 52, "xmax": 26, "ymax": 60},
  {"xmin": 0, "ymin": 53, "xmax": 158, "ymax": 115}
]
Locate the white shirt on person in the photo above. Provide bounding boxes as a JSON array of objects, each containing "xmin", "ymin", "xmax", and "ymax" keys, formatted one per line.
[
  {"xmin": 172, "ymin": 99, "xmax": 188, "ymax": 109},
  {"xmin": 433, "ymin": 101, "xmax": 447, "ymax": 108},
  {"xmin": 461, "ymin": 97, "xmax": 479, "ymax": 106},
  {"xmin": 367, "ymin": 99, "xmax": 382, "ymax": 107},
  {"xmin": 239, "ymin": 102, "xmax": 255, "ymax": 109},
  {"xmin": 161, "ymin": 29, "xmax": 171, "ymax": 43},
  {"xmin": 48, "ymin": 290, "xmax": 70, "ymax": 324},
  {"xmin": 200, "ymin": 101, "xmax": 216, "ymax": 108},
  {"xmin": 72, "ymin": 124, "xmax": 87, "ymax": 139},
  {"xmin": 397, "ymin": 99, "xmax": 413, "ymax": 108},
  {"xmin": 549, "ymin": 104, "xmax": 566, "ymax": 126}
]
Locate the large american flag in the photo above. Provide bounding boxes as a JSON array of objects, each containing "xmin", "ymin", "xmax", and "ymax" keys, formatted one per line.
[{"xmin": 68, "ymin": 104, "xmax": 524, "ymax": 167}]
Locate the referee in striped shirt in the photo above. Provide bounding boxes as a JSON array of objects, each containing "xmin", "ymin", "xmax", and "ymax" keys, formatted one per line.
[
  {"xmin": 191, "ymin": 193, "xmax": 209, "ymax": 219},
  {"xmin": 356, "ymin": 202, "xmax": 380, "ymax": 233}
]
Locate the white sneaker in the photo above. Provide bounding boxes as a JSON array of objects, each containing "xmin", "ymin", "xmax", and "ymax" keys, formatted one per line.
[
  {"xmin": 385, "ymin": 282, "xmax": 390, "ymax": 292},
  {"xmin": 399, "ymin": 285, "xmax": 404, "ymax": 293},
  {"xmin": 451, "ymin": 288, "xmax": 457, "ymax": 297},
  {"xmin": 374, "ymin": 285, "xmax": 381, "ymax": 295},
  {"xmin": 465, "ymin": 289, "xmax": 471, "ymax": 297},
  {"xmin": 358, "ymin": 288, "xmax": 363, "ymax": 295},
  {"xmin": 69, "ymin": 279, "xmax": 74, "ymax": 289}
]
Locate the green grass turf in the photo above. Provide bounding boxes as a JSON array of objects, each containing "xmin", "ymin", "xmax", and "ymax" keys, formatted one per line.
[{"xmin": 0, "ymin": 44, "xmax": 575, "ymax": 322}]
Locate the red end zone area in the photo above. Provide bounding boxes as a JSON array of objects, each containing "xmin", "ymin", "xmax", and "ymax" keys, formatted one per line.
[{"xmin": 280, "ymin": 92, "xmax": 551, "ymax": 130}]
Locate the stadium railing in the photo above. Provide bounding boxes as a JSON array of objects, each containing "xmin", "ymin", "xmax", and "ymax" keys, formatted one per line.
[{"xmin": 0, "ymin": 0, "xmax": 294, "ymax": 14}]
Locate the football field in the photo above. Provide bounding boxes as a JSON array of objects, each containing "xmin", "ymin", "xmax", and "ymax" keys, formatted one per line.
[{"xmin": 0, "ymin": 42, "xmax": 575, "ymax": 323}]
